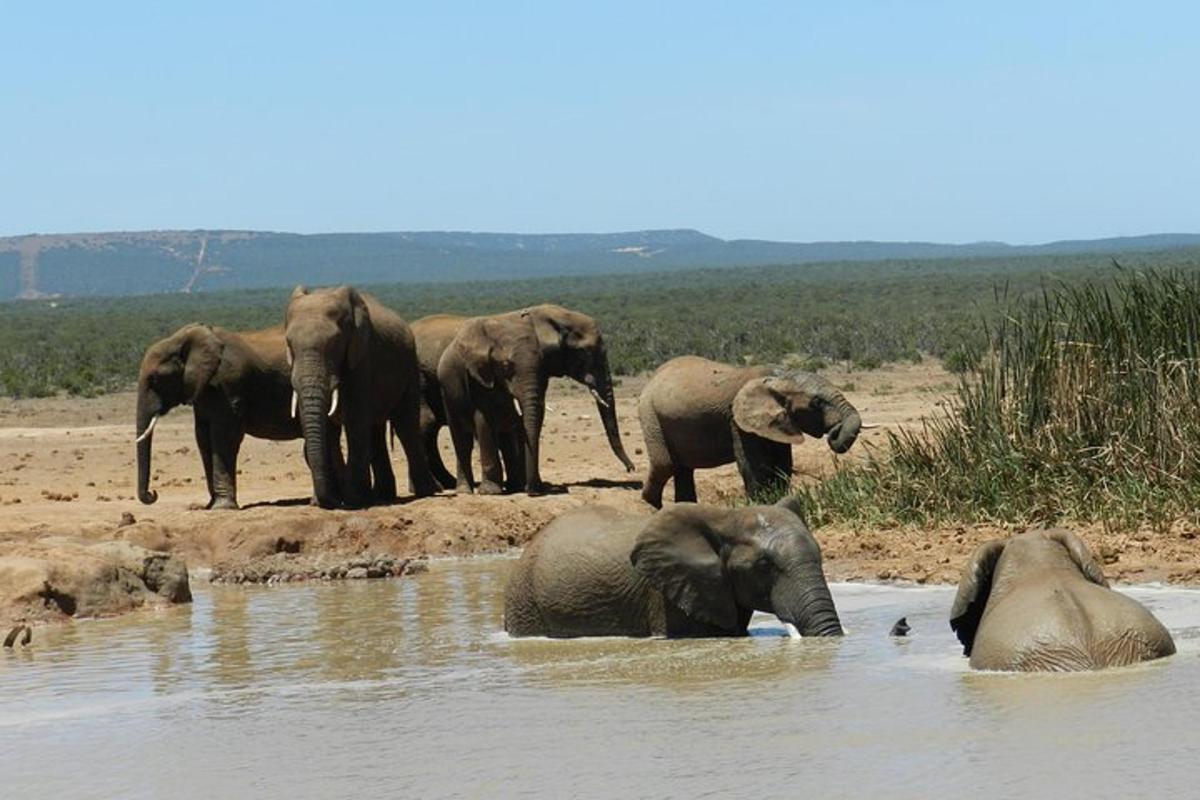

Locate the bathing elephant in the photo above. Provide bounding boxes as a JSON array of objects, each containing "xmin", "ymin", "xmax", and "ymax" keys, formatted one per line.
[
  {"xmin": 411, "ymin": 313, "xmax": 468, "ymax": 491},
  {"xmin": 638, "ymin": 356, "xmax": 862, "ymax": 507},
  {"xmin": 504, "ymin": 496, "xmax": 844, "ymax": 638},
  {"xmin": 285, "ymin": 285, "xmax": 437, "ymax": 508},
  {"xmin": 950, "ymin": 529, "xmax": 1176, "ymax": 671},
  {"xmin": 136, "ymin": 323, "xmax": 342, "ymax": 509},
  {"xmin": 437, "ymin": 304, "xmax": 636, "ymax": 495}
]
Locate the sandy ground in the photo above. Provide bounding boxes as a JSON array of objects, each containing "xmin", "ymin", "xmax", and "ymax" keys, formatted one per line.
[{"xmin": 1, "ymin": 360, "xmax": 1195, "ymax": 625}]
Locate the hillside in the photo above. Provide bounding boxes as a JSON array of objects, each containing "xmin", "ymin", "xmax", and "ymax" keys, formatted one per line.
[{"xmin": 2, "ymin": 228, "xmax": 1200, "ymax": 299}]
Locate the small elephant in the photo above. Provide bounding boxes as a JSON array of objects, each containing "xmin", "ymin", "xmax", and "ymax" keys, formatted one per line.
[
  {"xmin": 504, "ymin": 497, "xmax": 844, "ymax": 638},
  {"xmin": 136, "ymin": 323, "xmax": 339, "ymax": 509},
  {"xmin": 411, "ymin": 313, "xmax": 468, "ymax": 491},
  {"xmin": 285, "ymin": 285, "xmax": 437, "ymax": 508},
  {"xmin": 638, "ymin": 356, "xmax": 862, "ymax": 507},
  {"xmin": 950, "ymin": 529, "xmax": 1176, "ymax": 672},
  {"xmin": 437, "ymin": 304, "xmax": 635, "ymax": 495}
]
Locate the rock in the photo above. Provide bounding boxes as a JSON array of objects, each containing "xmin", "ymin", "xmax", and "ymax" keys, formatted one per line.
[
  {"xmin": 118, "ymin": 512, "xmax": 136, "ymax": 528},
  {"xmin": 345, "ymin": 567, "xmax": 369, "ymax": 580}
]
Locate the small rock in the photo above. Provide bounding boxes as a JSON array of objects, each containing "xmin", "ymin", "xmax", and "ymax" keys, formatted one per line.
[
  {"xmin": 346, "ymin": 567, "xmax": 369, "ymax": 580},
  {"xmin": 117, "ymin": 512, "xmax": 136, "ymax": 528}
]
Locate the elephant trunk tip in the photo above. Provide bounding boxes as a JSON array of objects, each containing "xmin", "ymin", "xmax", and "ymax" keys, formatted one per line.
[{"xmin": 139, "ymin": 489, "xmax": 158, "ymax": 505}]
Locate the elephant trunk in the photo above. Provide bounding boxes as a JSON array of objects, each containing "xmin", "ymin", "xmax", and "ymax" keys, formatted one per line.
[
  {"xmin": 136, "ymin": 386, "xmax": 161, "ymax": 505},
  {"xmin": 296, "ymin": 357, "xmax": 339, "ymax": 508},
  {"xmin": 773, "ymin": 574, "xmax": 843, "ymax": 637},
  {"xmin": 589, "ymin": 353, "xmax": 635, "ymax": 472},
  {"xmin": 826, "ymin": 396, "xmax": 862, "ymax": 455},
  {"xmin": 518, "ymin": 378, "xmax": 545, "ymax": 488}
]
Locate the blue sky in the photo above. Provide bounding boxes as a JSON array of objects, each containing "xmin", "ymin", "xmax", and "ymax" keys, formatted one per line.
[{"xmin": 1, "ymin": 2, "xmax": 1196, "ymax": 242}]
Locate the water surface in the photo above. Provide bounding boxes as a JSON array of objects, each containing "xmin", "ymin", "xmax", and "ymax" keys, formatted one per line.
[{"xmin": 2, "ymin": 558, "xmax": 1197, "ymax": 798}]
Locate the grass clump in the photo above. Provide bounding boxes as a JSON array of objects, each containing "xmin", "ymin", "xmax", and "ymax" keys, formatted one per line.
[{"xmin": 794, "ymin": 267, "xmax": 1200, "ymax": 530}]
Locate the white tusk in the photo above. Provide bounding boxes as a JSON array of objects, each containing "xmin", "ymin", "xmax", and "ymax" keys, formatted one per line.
[
  {"xmin": 861, "ymin": 423, "xmax": 882, "ymax": 430},
  {"xmin": 135, "ymin": 415, "xmax": 159, "ymax": 443},
  {"xmin": 291, "ymin": 391, "xmax": 299, "ymax": 419},
  {"xmin": 328, "ymin": 388, "xmax": 339, "ymax": 418},
  {"xmin": 783, "ymin": 622, "xmax": 803, "ymax": 640},
  {"xmin": 589, "ymin": 387, "xmax": 609, "ymax": 408}
]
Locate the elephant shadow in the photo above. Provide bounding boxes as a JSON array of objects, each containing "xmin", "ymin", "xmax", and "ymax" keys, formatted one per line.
[
  {"xmin": 240, "ymin": 496, "xmax": 315, "ymax": 510},
  {"xmin": 561, "ymin": 478, "xmax": 643, "ymax": 490}
]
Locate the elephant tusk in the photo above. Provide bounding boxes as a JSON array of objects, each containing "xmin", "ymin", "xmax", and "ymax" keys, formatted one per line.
[
  {"xmin": 861, "ymin": 423, "xmax": 882, "ymax": 430},
  {"xmin": 588, "ymin": 387, "xmax": 609, "ymax": 409},
  {"xmin": 783, "ymin": 622, "xmax": 803, "ymax": 640},
  {"xmin": 135, "ymin": 415, "xmax": 159, "ymax": 443},
  {"xmin": 328, "ymin": 388, "xmax": 339, "ymax": 418},
  {"xmin": 291, "ymin": 391, "xmax": 299, "ymax": 419}
]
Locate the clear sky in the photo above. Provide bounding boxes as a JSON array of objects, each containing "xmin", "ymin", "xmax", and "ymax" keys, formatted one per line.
[{"xmin": 1, "ymin": 2, "xmax": 1196, "ymax": 243}]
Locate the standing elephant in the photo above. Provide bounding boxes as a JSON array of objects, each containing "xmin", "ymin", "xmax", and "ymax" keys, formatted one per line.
[
  {"xmin": 504, "ymin": 497, "xmax": 844, "ymax": 638},
  {"xmin": 136, "ymin": 323, "xmax": 338, "ymax": 509},
  {"xmin": 285, "ymin": 285, "xmax": 437, "ymax": 508},
  {"xmin": 638, "ymin": 356, "xmax": 862, "ymax": 507},
  {"xmin": 411, "ymin": 313, "xmax": 468, "ymax": 491},
  {"xmin": 950, "ymin": 529, "xmax": 1176, "ymax": 671},
  {"xmin": 437, "ymin": 304, "xmax": 636, "ymax": 495}
]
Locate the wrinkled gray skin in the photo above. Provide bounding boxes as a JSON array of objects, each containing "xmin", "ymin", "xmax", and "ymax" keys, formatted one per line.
[
  {"xmin": 950, "ymin": 529, "xmax": 1176, "ymax": 672},
  {"xmin": 136, "ymin": 323, "xmax": 343, "ymax": 509},
  {"xmin": 638, "ymin": 356, "xmax": 862, "ymax": 507},
  {"xmin": 411, "ymin": 314, "xmax": 468, "ymax": 491},
  {"xmin": 504, "ymin": 496, "xmax": 843, "ymax": 638},
  {"xmin": 437, "ymin": 304, "xmax": 635, "ymax": 496},
  {"xmin": 285, "ymin": 286, "xmax": 437, "ymax": 509}
]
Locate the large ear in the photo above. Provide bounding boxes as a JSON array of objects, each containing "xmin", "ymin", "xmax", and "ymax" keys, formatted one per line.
[
  {"xmin": 732, "ymin": 377, "xmax": 807, "ymax": 444},
  {"xmin": 630, "ymin": 507, "xmax": 741, "ymax": 631},
  {"xmin": 774, "ymin": 493, "xmax": 808, "ymax": 522},
  {"xmin": 521, "ymin": 306, "xmax": 567, "ymax": 356},
  {"xmin": 181, "ymin": 325, "xmax": 223, "ymax": 402},
  {"xmin": 1045, "ymin": 529, "xmax": 1108, "ymax": 587},
  {"xmin": 453, "ymin": 320, "xmax": 510, "ymax": 389},
  {"xmin": 948, "ymin": 540, "xmax": 1006, "ymax": 656},
  {"xmin": 346, "ymin": 287, "xmax": 371, "ymax": 368}
]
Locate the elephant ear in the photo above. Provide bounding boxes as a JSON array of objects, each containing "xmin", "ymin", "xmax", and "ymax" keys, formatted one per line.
[
  {"xmin": 346, "ymin": 287, "xmax": 372, "ymax": 369},
  {"xmin": 949, "ymin": 540, "xmax": 1006, "ymax": 656},
  {"xmin": 455, "ymin": 320, "xmax": 512, "ymax": 389},
  {"xmin": 1046, "ymin": 529, "xmax": 1109, "ymax": 587},
  {"xmin": 181, "ymin": 325, "xmax": 223, "ymax": 403},
  {"xmin": 773, "ymin": 493, "xmax": 808, "ymax": 522},
  {"xmin": 732, "ymin": 377, "xmax": 808, "ymax": 444},
  {"xmin": 630, "ymin": 508, "xmax": 741, "ymax": 631},
  {"xmin": 522, "ymin": 306, "xmax": 567, "ymax": 356}
]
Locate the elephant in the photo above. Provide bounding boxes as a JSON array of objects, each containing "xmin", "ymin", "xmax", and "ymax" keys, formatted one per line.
[
  {"xmin": 503, "ymin": 496, "xmax": 844, "ymax": 638},
  {"xmin": 284, "ymin": 285, "xmax": 437, "ymax": 508},
  {"xmin": 437, "ymin": 304, "xmax": 636, "ymax": 495},
  {"xmin": 136, "ymin": 323, "xmax": 342, "ymax": 509},
  {"xmin": 411, "ymin": 313, "xmax": 468, "ymax": 491},
  {"xmin": 949, "ymin": 529, "xmax": 1176, "ymax": 672},
  {"xmin": 637, "ymin": 356, "xmax": 863, "ymax": 507}
]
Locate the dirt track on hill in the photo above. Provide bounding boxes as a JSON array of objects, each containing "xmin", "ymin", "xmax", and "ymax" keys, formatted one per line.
[{"xmin": 2, "ymin": 361, "xmax": 1196, "ymax": 626}]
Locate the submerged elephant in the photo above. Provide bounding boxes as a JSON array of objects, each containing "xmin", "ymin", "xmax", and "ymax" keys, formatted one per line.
[
  {"xmin": 504, "ymin": 497, "xmax": 844, "ymax": 638},
  {"xmin": 437, "ymin": 304, "xmax": 636, "ymax": 495},
  {"xmin": 285, "ymin": 285, "xmax": 437, "ymax": 508},
  {"xmin": 411, "ymin": 313, "xmax": 468, "ymax": 491},
  {"xmin": 950, "ymin": 529, "xmax": 1175, "ymax": 672},
  {"xmin": 136, "ymin": 323, "xmax": 341, "ymax": 509},
  {"xmin": 638, "ymin": 356, "xmax": 862, "ymax": 507}
]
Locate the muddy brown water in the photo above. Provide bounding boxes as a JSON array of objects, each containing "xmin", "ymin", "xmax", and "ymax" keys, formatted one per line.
[{"xmin": 2, "ymin": 558, "xmax": 1198, "ymax": 799}]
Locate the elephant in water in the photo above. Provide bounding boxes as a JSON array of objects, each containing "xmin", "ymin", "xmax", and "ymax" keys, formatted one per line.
[
  {"xmin": 504, "ymin": 497, "xmax": 843, "ymax": 638},
  {"xmin": 950, "ymin": 529, "xmax": 1175, "ymax": 672},
  {"xmin": 638, "ymin": 356, "xmax": 862, "ymax": 507}
]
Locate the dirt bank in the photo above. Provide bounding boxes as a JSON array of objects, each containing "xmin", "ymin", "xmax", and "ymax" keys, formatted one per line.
[{"xmin": 2, "ymin": 361, "xmax": 1193, "ymax": 628}]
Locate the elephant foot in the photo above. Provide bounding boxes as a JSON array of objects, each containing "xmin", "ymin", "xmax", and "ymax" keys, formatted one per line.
[
  {"xmin": 477, "ymin": 480, "xmax": 505, "ymax": 496},
  {"xmin": 453, "ymin": 481, "xmax": 475, "ymax": 495},
  {"xmin": 209, "ymin": 497, "xmax": 239, "ymax": 511}
]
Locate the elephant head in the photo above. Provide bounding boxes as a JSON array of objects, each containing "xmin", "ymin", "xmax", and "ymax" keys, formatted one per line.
[
  {"xmin": 630, "ymin": 496, "xmax": 843, "ymax": 636},
  {"xmin": 732, "ymin": 368, "xmax": 862, "ymax": 454},
  {"xmin": 455, "ymin": 304, "xmax": 635, "ymax": 473},
  {"xmin": 949, "ymin": 529, "xmax": 1108, "ymax": 656},
  {"xmin": 284, "ymin": 285, "xmax": 369, "ymax": 508},
  {"xmin": 136, "ymin": 324, "xmax": 223, "ymax": 504}
]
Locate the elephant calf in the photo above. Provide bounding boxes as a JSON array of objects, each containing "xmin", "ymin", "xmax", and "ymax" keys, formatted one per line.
[
  {"xmin": 504, "ymin": 497, "xmax": 843, "ymax": 638},
  {"xmin": 950, "ymin": 529, "xmax": 1175, "ymax": 672},
  {"xmin": 638, "ymin": 356, "xmax": 862, "ymax": 507}
]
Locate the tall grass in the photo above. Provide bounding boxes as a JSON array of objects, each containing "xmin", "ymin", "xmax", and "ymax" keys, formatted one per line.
[{"xmin": 796, "ymin": 267, "xmax": 1200, "ymax": 530}]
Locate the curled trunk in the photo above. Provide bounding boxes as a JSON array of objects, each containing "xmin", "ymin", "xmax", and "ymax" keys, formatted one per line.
[
  {"xmin": 136, "ymin": 387, "xmax": 161, "ymax": 504},
  {"xmin": 827, "ymin": 397, "xmax": 862, "ymax": 455}
]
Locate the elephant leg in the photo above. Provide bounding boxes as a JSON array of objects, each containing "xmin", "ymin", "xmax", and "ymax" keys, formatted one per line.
[
  {"xmin": 641, "ymin": 460, "xmax": 672, "ymax": 508},
  {"xmin": 499, "ymin": 427, "xmax": 525, "ymax": 494},
  {"xmin": 194, "ymin": 417, "xmax": 217, "ymax": 508},
  {"xmin": 421, "ymin": 403, "xmax": 456, "ymax": 490},
  {"xmin": 672, "ymin": 467, "xmax": 697, "ymax": 503},
  {"xmin": 343, "ymin": 419, "xmax": 374, "ymax": 509},
  {"xmin": 475, "ymin": 411, "xmax": 505, "ymax": 495},
  {"xmin": 209, "ymin": 425, "xmax": 243, "ymax": 510},
  {"xmin": 369, "ymin": 422, "xmax": 397, "ymax": 504},
  {"xmin": 445, "ymin": 405, "xmax": 477, "ymax": 494},
  {"xmin": 734, "ymin": 431, "xmax": 790, "ymax": 500},
  {"xmin": 325, "ymin": 422, "xmax": 348, "ymax": 503},
  {"xmin": 391, "ymin": 391, "xmax": 438, "ymax": 498}
]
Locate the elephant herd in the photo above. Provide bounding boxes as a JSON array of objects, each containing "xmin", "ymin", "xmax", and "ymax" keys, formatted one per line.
[{"xmin": 134, "ymin": 284, "xmax": 1177, "ymax": 672}]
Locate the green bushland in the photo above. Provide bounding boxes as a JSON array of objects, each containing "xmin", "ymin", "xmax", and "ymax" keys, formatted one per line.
[
  {"xmin": 1, "ymin": 247, "xmax": 1198, "ymax": 399},
  {"xmin": 792, "ymin": 266, "xmax": 1200, "ymax": 531}
]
